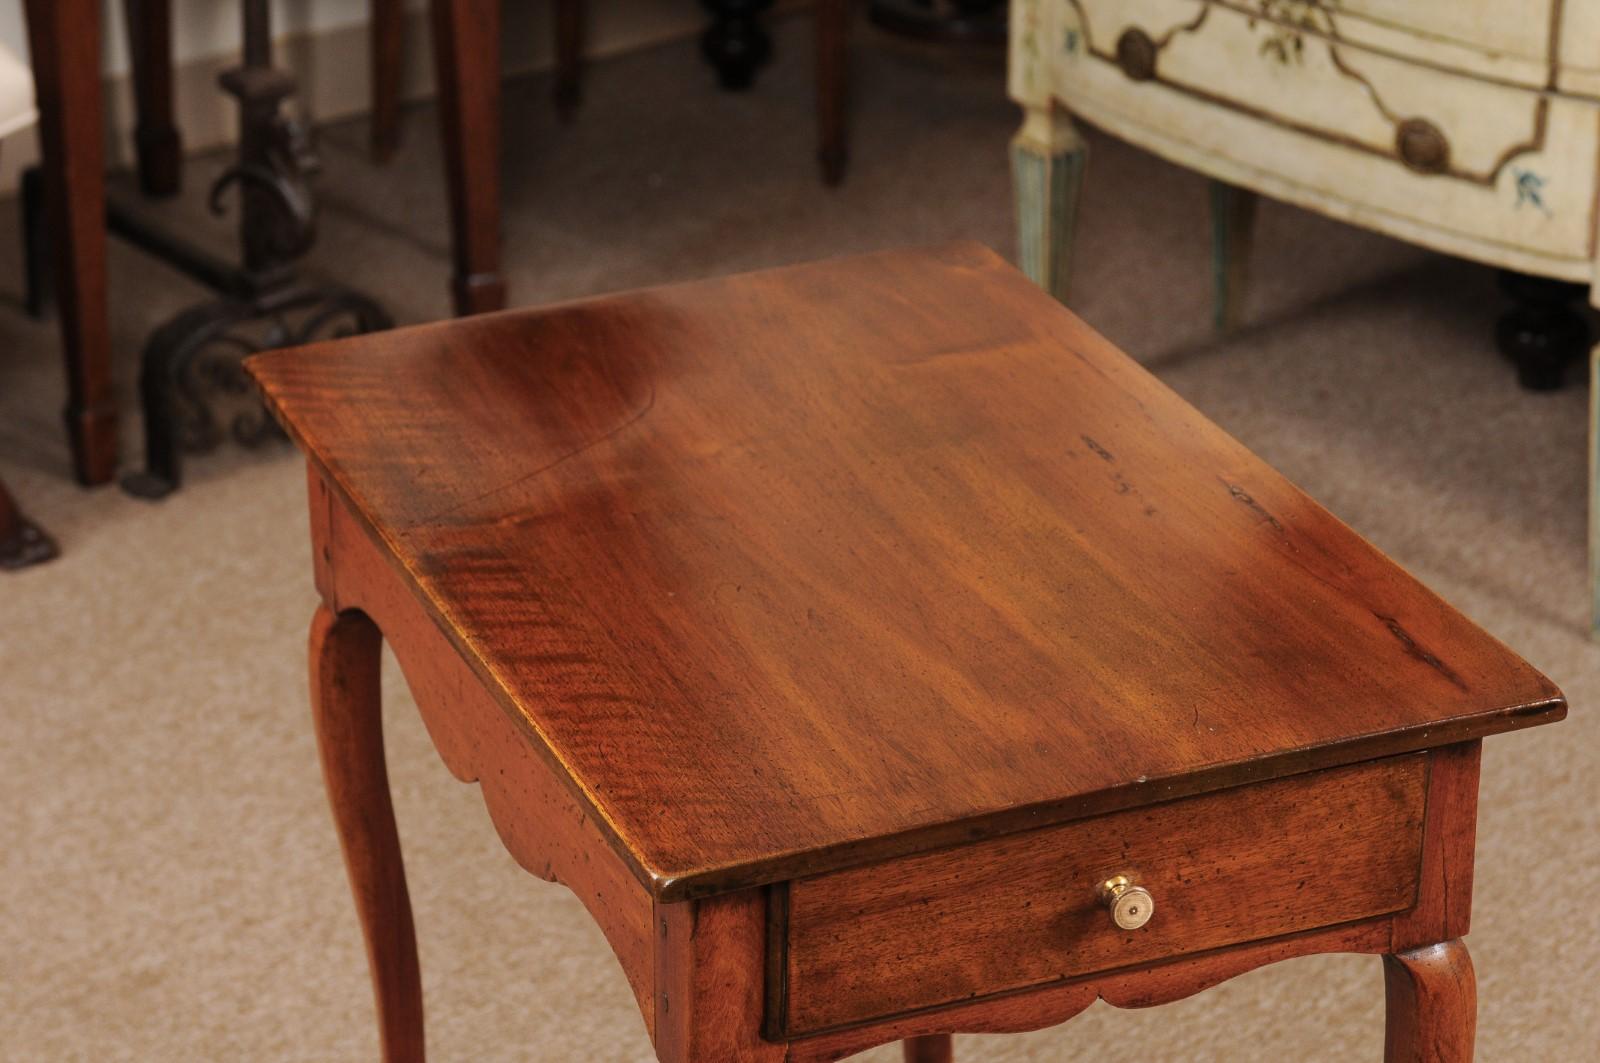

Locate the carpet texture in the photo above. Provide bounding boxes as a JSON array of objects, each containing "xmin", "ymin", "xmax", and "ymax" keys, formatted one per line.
[{"xmin": 1, "ymin": 16, "xmax": 1595, "ymax": 1062}]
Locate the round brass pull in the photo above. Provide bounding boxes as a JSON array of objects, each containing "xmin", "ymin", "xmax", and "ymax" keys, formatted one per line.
[
  {"xmin": 1098, "ymin": 874, "xmax": 1154, "ymax": 930},
  {"xmin": 1116, "ymin": 29, "xmax": 1158, "ymax": 82},
  {"xmin": 1395, "ymin": 118, "xmax": 1450, "ymax": 175}
]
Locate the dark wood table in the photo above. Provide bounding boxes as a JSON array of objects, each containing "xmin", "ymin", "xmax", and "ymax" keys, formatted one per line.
[
  {"xmin": 248, "ymin": 244, "xmax": 1565, "ymax": 1061},
  {"xmin": 23, "ymin": 0, "xmax": 119, "ymax": 485}
]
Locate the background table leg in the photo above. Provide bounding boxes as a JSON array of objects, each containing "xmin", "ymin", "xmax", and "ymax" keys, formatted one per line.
[
  {"xmin": 1209, "ymin": 180, "xmax": 1257, "ymax": 333},
  {"xmin": 1383, "ymin": 940, "xmax": 1475, "ymax": 1063},
  {"xmin": 25, "ymin": 0, "xmax": 120, "ymax": 485},
  {"xmin": 430, "ymin": 0, "xmax": 506, "ymax": 316},
  {"xmin": 815, "ymin": 0, "xmax": 849, "ymax": 186},
  {"xmin": 553, "ymin": 0, "xmax": 584, "ymax": 122},
  {"xmin": 904, "ymin": 1033, "xmax": 954, "ymax": 1062},
  {"xmin": 0, "ymin": 477, "xmax": 59, "ymax": 569},
  {"xmin": 370, "ymin": 0, "xmax": 406, "ymax": 162},
  {"xmin": 310, "ymin": 606, "xmax": 424, "ymax": 1063},
  {"xmin": 122, "ymin": 0, "xmax": 184, "ymax": 197}
]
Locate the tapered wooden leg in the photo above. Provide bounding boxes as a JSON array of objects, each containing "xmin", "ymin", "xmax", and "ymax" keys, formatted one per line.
[
  {"xmin": 904, "ymin": 1033, "xmax": 954, "ymax": 1062},
  {"xmin": 371, "ymin": 0, "xmax": 406, "ymax": 162},
  {"xmin": 20, "ymin": 165, "xmax": 53, "ymax": 318},
  {"xmin": 26, "ymin": 0, "xmax": 120, "ymax": 486},
  {"xmin": 122, "ymin": 0, "xmax": 183, "ymax": 197},
  {"xmin": 1209, "ymin": 180, "xmax": 1257, "ymax": 333},
  {"xmin": 1383, "ymin": 940, "xmax": 1475, "ymax": 1063},
  {"xmin": 430, "ymin": 0, "xmax": 506, "ymax": 316},
  {"xmin": 553, "ymin": 0, "xmax": 584, "ymax": 123},
  {"xmin": 310, "ymin": 606, "xmax": 424, "ymax": 1063},
  {"xmin": 816, "ymin": 0, "xmax": 849, "ymax": 185},
  {"xmin": 1011, "ymin": 103, "xmax": 1086, "ymax": 304}
]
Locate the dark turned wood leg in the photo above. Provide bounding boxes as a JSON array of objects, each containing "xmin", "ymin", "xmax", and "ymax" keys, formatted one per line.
[
  {"xmin": 903, "ymin": 1033, "xmax": 954, "ymax": 1062},
  {"xmin": 310, "ymin": 606, "xmax": 424, "ymax": 1063},
  {"xmin": 0, "ymin": 476, "xmax": 59, "ymax": 570},
  {"xmin": 816, "ymin": 0, "xmax": 849, "ymax": 185},
  {"xmin": 1495, "ymin": 270, "xmax": 1589, "ymax": 391},
  {"xmin": 26, "ymin": 0, "xmax": 120, "ymax": 486},
  {"xmin": 553, "ymin": 0, "xmax": 584, "ymax": 123},
  {"xmin": 1383, "ymin": 940, "xmax": 1476, "ymax": 1063},
  {"xmin": 20, "ymin": 165, "xmax": 53, "ymax": 319},
  {"xmin": 430, "ymin": 0, "xmax": 506, "ymax": 316},
  {"xmin": 122, "ymin": 0, "xmax": 183, "ymax": 197},
  {"xmin": 700, "ymin": 0, "xmax": 774, "ymax": 91},
  {"xmin": 371, "ymin": 0, "xmax": 406, "ymax": 162}
]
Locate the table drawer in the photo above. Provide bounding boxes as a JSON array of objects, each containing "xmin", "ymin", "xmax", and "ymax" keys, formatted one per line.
[{"xmin": 769, "ymin": 755, "xmax": 1427, "ymax": 1036}]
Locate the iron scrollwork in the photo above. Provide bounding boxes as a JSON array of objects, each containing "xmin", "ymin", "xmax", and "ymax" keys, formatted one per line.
[{"xmin": 119, "ymin": 0, "xmax": 391, "ymax": 499}]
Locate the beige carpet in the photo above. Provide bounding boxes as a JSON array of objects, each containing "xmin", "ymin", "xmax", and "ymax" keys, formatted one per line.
[{"xmin": 2, "ymin": 16, "xmax": 1596, "ymax": 1062}]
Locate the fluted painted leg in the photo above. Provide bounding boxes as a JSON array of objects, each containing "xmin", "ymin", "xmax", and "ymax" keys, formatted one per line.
[
  {"xmin": 904, "ymin": 1033, "xmax": 954, "ymax": 1062},
  {"xmin": 1383, "ymin": 940, "xmax": 1475, "ymax": 1063},
  {"xmin": 1011, "ymin": 103, "xmax": 1085, "ymax": 304},
  {"xmin": 1209, "ymin": 180, "xmax": 1257, "ymax": 332},
  {"xmin": 310, "ymin": 606, "xmax": 424, "ymax": 1063}
]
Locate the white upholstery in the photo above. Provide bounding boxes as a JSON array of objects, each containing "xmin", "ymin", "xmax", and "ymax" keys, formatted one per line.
[{"xmin": 0, "ymin": 41, "xmax": 37, "ymax": 140}]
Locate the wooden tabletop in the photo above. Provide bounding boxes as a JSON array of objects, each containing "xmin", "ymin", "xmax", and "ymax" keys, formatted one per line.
[{"xmin": 248, "ymin": 243, "xmax": 1564, "ymax": 900}]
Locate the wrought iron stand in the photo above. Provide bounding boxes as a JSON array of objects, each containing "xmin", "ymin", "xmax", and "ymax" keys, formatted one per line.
[{"xmin": 106, "ymin": 0, "xmax": 391, "ymax": 498}]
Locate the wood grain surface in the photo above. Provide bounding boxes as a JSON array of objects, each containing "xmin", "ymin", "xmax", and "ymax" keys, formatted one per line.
[{"xmin": 248, "ymin": 243, "xmax": 1565, "ymax": 900}]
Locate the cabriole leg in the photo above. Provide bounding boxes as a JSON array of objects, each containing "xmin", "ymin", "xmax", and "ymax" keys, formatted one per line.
[
  {"xmin": 1383, "ymin": 940, "xmax": 1475, "ymax": 1063},
  {"xmin": 1011, "ymin": 103, "xmax": 1085, "ymax": 304},
  {"xmin": 1209, "ymin": 180, "xmax": 1257, "ymax": 333},
  {"xmin": 310, "ymin": 605, "xmax": 424, "ymax": 1063}
]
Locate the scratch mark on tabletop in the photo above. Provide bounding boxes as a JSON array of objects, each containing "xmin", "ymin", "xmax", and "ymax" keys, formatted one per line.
[
  {"xmin": 1219, "ymin": 477, "xmax": 1285, "ymax": 534},
  {"xmin": 1082, "ymin": 435, "xmax": 1114, "ymax": 462},
  {"xmin": 1373, "ymin": 612, "xmax": 1470, "ymax": 692}
]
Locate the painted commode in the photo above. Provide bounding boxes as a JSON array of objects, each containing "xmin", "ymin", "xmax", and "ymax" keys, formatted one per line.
[{"xmin": 1008, "ymin": 0, "xmax": 1600, "ymax": 628}]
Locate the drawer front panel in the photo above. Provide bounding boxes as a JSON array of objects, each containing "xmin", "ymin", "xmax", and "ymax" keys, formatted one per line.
[
  {"xmin": 1330, "ymin": 0, "xmax": 1556, "ymax": 72},
  {"xmin": 1011, "ymin": 0, "xmax": 1600, "ymax": 270},
  {"xmin": 775, "ymin": 756, "xmax": 1426, "ymax": 1036}
]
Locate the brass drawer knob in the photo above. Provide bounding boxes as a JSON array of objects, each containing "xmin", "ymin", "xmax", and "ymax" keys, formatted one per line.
[
  {"xmin": 1098, "ymin": 874, "xmax": 1154, "ymax": 930},
  {"xmin": 1116, "ymin": 29, "xmax": 1159, "ymax": 82},
  {"xmin": 1396, "ymin": 118, "xmax": 1450, "ymax": 175}
]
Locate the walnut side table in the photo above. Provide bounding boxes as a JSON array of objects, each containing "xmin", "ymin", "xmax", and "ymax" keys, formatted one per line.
[{"xmin": 248, "ymin": 244, "xmax": 1565, "ymax": 1062}]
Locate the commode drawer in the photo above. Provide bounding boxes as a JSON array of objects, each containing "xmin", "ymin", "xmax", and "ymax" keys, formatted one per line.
[
  {"xmin": 1016, "ymin": 0, "xmax": 1600, "ymax": 270},
  {"xmin": 767, "ymin": 755, "xmax": 1427, "ymax": 1037}
]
